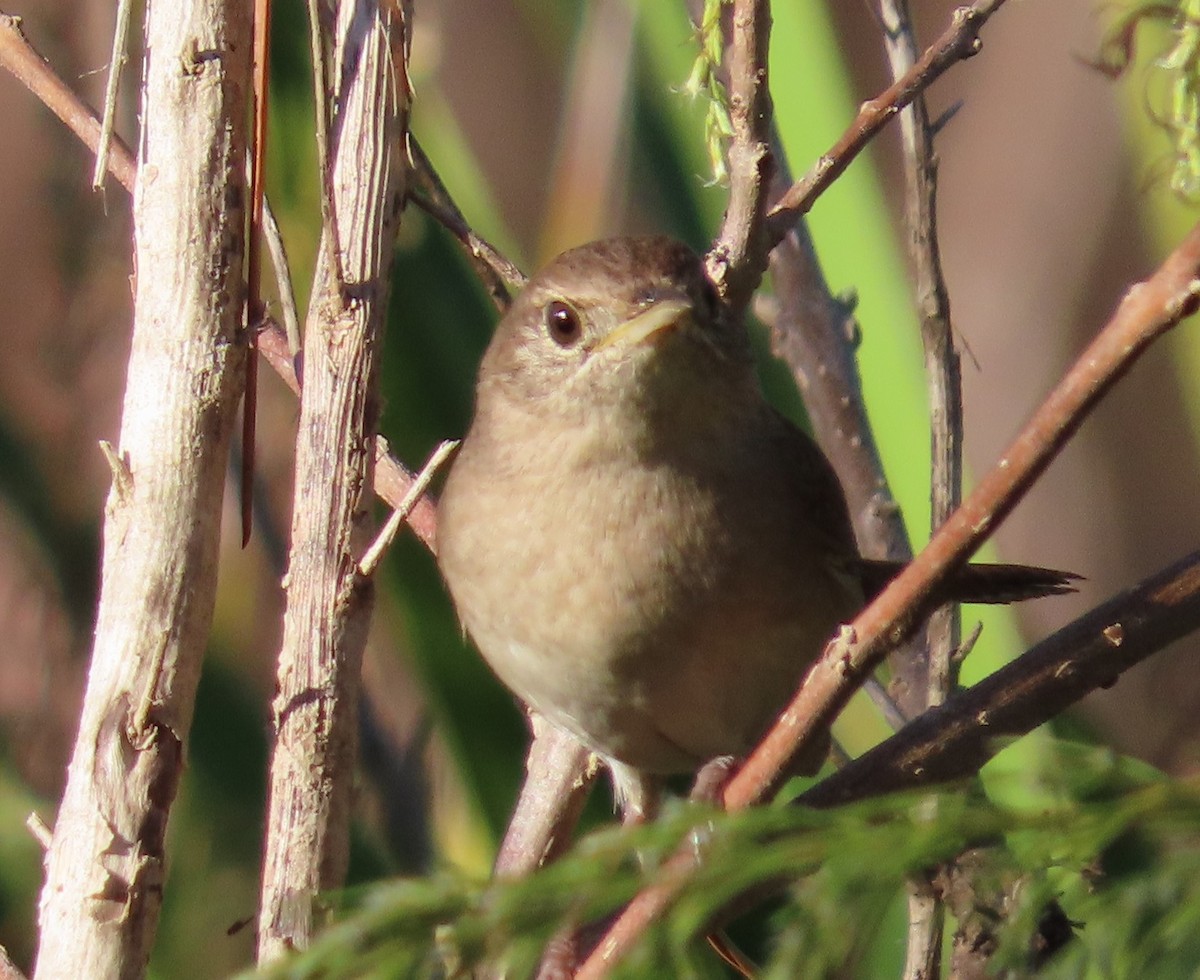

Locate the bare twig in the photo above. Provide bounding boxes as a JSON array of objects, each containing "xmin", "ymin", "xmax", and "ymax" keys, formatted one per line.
[
  {"xmin": 24, "ymin": 813, "xmax": 51, "ymax": 850},
  {"xmin": 242, "ymin": 0, "xmax": 272, "ymax": 546},
  {"xmin": 707, "ymin": 0, "xmax": 773, "ymax": 311},
  {"xmin": 877, "ymin": 0, "xmax": 959, "ymax": 969},
  {"xmin": 767, "ymin": 0, "xmax": 1010, "ymax": 245},
  {"xmin": 91, "ymin": 0, "xmax": 132, "ymax": 190},
  {"xmin": 358, "ymin": 439, "xmax": 458, "ymax": 578},
  {"xmin": 756, "ymin": 214, "xmax": 910, "ymax": 562},
  {"xmin": 33, "ymin": 2, "xmax": 253, "ymax": 975},
  {"xmin": 0, "ymin": 13, "xmax": 136, "ymax": 191},
  {"xmin": 256, "ymin": 0, "xmax": 411, "ymax": 961},
  {"xmin": 576, "ymin": 223, "xmax": 1200, "ymax": 977},
  {"xmin": 408, "ymin": 136, "xmax": 526, "ymax": 306},
  {"xmin": 758, "ymin": 157, "xmax": 929, "ymax": 710},
  {"xmin": 261, "ymin": 195, "xmax": 302, "ymax": 355},
  {"xmin": 879, "ymin": 0, "xmax": 962, "ymax": 709},
  {"xmin": 800, "ymin": 548, "xmax": 1200, "ymax": 808}
]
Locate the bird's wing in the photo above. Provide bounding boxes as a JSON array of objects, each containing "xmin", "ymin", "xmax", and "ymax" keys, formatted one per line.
[{"xmin": 761, "ymin": 406, "xmax": 861, "ymax": 566}]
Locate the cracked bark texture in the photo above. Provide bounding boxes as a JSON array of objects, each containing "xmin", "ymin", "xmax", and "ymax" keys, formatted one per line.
[{"xmin": 256, "ymin": 0, "xmax": 410, "ymax": 962}]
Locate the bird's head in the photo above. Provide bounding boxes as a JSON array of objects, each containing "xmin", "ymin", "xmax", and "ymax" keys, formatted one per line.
[{"xmin": 476, "ymin": 237, "xmax": 754, "ymax": 432}]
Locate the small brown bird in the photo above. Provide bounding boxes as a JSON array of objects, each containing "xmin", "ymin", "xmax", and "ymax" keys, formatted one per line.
[{"xmin": 437, "ymin": 236, "xmax": 1071, "ymax": 816}]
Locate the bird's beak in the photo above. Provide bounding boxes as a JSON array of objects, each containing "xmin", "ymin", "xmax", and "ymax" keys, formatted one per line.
[{"xmin": 594, "ymin": 298, "xmax": 693, "ymax": 351}]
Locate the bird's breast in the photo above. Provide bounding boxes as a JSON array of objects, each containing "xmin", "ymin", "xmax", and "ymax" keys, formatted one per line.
[{"xmin": 436, "ymin": 410, "xmax": 861, "ymax": 773}]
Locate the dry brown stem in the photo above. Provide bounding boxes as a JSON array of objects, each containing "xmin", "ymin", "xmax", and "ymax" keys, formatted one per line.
[
  {"xmin": 408, "ymin": 136, "xmax": 527, "ymax": 307},
  {"xmin": 877, "ymin": 0, "xmax": 959, "ymax": 970},
  {"xmin": 256, "ymin": 0, "xmax": 411, "ymax": 962}
]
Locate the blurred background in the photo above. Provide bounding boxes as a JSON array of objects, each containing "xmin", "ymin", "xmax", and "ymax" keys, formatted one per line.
[{"xmin": 0, "ymin": 0, "xmax": 1197, "ymax": 975}]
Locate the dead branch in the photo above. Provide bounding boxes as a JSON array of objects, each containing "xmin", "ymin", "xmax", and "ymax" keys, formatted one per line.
[
  {"xmin": 877, "ymin": 0, "xmax": 960, "ymax": 970},
  {"xmin": 256, "ymin": 0, "xmax": 411, "ymax": 962},
  {"xmin": 0, "ymin": 15, "xmax": 441, "ymax": 557},
  {"xmin": 31, "ymin": 2, "xmax": 252, "ymax": 977}
]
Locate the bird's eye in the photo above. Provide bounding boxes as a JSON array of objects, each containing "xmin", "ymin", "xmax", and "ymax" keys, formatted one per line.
[{"xmin": 545, "ymin": 300, "xmax": 582, "ymax": 346}]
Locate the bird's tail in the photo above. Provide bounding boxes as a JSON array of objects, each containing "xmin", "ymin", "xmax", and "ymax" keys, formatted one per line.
[{"xmin": 856, "ymin": 558, "xmax": 1080, "ymax": 606}]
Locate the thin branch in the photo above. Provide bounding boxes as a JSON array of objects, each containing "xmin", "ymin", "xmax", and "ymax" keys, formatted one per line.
[
  {"xmin": 766, "ymin": 0, "xmax": 1009, "ymax": 246},
  {"xmin": 799, "ymin": 548, "xmax": 1200, "ymax": 808},
  {"xmin": 878, "ymin": 0, "xmax": 959, "ymax": 970},
  {"xmin": 755, "ymin": 216, "xmax": 910, "ymax": 561},
  {"xmin": 242, "ymin": 0, "xmax": 272, "ymax": 546},
  {"xmin": 576, "ymin": 222, "xmax": 1200, "ymax": 977},
  {"xmin": 0, "ymin": 13, "xmax": 136, "ymax": 191},
  {"xmin": 91, "ymin": 0, "xmax": 132, "ymax": 190},
  {"xmin": 879, "ymin": 0, "xmax": 961, "ymax": 708},
  {"xmin": 707, "ymin": 0, "xmax": 773, "ymax": 311},
  {"xmin": 408, "ymin": 136, "xmax": 526, "ymax": 306},
  {"xmin": 261, "ymin": 194, "xmax": 302, "ymax": 355},
  {"xmin": 358, "ymin": 439, "xmax": 458, "ymax": 578},
  {"xmin": 758, "ymin": 149, "xmax": 930, "ymax": 709}
]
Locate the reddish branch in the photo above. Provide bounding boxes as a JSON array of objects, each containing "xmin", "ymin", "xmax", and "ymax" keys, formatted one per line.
[
  {"xmin": 728, "ymin": 224, "xmax": 1200, "ymax": 802},
  {"xmin": 767, "ymin": 0, "xmax": 1009, "ymax": 244},
  {"xmin": 800, "ymin": 549, "xmax": 1200, "ymax": 808},
  {"xmin": 576, "ymin": 223, "xmax": 1200, "ymax": 975},
  {"xmin": 0, "ymin": 14, "xmax": 136, "ymax": 190},
  {"xmin": 242, "ymin": 0, "xmax": 273, "ymax": 545}
]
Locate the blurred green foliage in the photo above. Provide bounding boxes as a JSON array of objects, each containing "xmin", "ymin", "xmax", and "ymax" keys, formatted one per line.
[{"xmin": 257, "ymin": 744, "xmax": 1200, "ymax": 978}]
